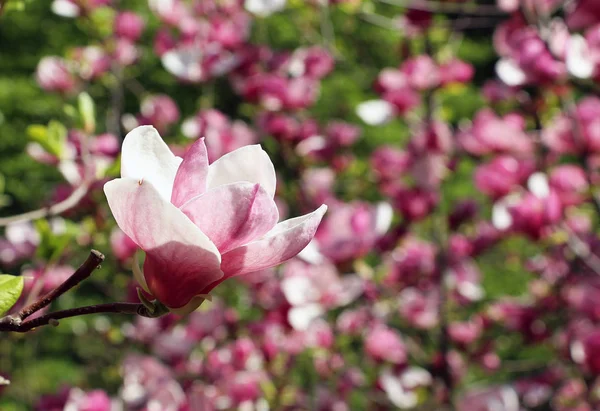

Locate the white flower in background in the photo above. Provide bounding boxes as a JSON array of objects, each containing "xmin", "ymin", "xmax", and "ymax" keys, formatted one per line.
[
  {"xmin": 356, "ymin": 100, "xmax": 395, "ymax": 126},
  {"xmin": 496, "ymin": 58, "xmax": 527, "ymax": 86},
  {"xmin": 567, "ymin": 34, "xmax": 595, "ymax": 79},
  {"xmin": 244, "ymin": 0, "xmax": 286, "ymax": 17}
]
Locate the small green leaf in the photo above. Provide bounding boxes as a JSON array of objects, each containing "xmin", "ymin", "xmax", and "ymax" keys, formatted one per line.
[
  {"xmin": 78, "ymin": 92, "xmax": 96, "ymax": 134},
  {"xmin": 26, "ymin": 124, "xmax": 64, "ymax": 157},
  {"xmin": 0, "ymin": 274, "xmax": 24, "ymax": 316},
  {"xmin": 47, "ymin": 120, "xmax": 68, "ymax": 157}
]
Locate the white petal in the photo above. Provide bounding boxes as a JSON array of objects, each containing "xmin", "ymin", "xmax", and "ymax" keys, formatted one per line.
[
  {"xmin": 121, "ymin": 126, "xmax": 182, "ymax": 201},
  {"xmin": 58, "ymin": 160, "xmax": 81, "ymax": 185},
  {"xmin": 496, "ymin": 59, "xmax": 527, "ymax": 86},
  {"xmin": 288, "ymin": 303, "xmax": 324, "ymax": 331},
  {"xmin": 161, "ymin": 49, "xmax": 204, "ymax": 82},
  {"xmin": 281, "ymin": 276, "xmax": 318, "ymax": 306},
  {"xmin": 567, "ymin": 35, "xmax": 595, "ymax": 79},
  {"xmin": 244, "ymin": 0, "xmax": 286, "ymax": 16},
  {"xmin": 206, "ymin": 145, "xmax": 276, "ymax": 198},
  {"xmin": 527, "ymin": 172, "xmax": 550, "ymax": 199},
  {"xmin": 381, "ymin": 370, "xmax": 419, "ymax": 409},
  {"xmin": 356, "ymin": 100, "xmax": 395, "ymax": 126},
  {"xmin": 51, "ymin": 0, "xmax": 80, "ymax": 17},
  {"xmin": 374, "ymin": 201, "xmax": 394, "ymax": 235},
  {"xmin": 492, "ymin": 201, "xmax": 512, "ymax": 230},
  {"xmin": 103, "ymin": 178, "xmax": 221, "ymax": 266},
  {"xmin": 296, "ymin": 239, "xmax": 325, "ymax": 264}
]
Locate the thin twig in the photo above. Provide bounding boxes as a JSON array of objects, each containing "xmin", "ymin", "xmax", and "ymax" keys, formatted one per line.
[
  {"xmin": 0, "ymin": 250, "xmax": 104, "ymax": 327},
  {"xmin": 107, "ymin": 66, "xmax": 125, "ymax": 138},
  {"xmin": 564, "ymin": 225, "xmax": 600, "ymax": 276},
  {"xmin": 0, "ymin": 177, "xmax": 91, "ymax": 227},
  {"xmin": 319, "ymin": 2, "xmax": 337, "ymax": 56},
  {"xmin": 375, "ymin": 0, "xmax": 508, "ymax": 16},
  {"xmin": 0, "ymin": 302, "xmax": 147, "ymax": 333}
]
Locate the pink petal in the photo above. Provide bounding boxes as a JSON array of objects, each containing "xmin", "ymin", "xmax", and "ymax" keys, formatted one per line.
[
  {"xmin": 121, "ymin": 126, "xmax": 182, "ymax": 200},
  {"xmin": 171, "ymin": 138, "xmax": 209, "ymax": 207},
  {"xmin": 180, "ymin": 182, "xmax": 279, "ymax": 254},
  {"xmin": 219, "ymin": 204, "xmax": 327, "ymax": 277},
  {"xmin": 206, "ymin": 145, "xmax": 276, "ymax": 198},
  {"xmin": 104, "ymin": 178, "xmax": 223, "ymax": 309}
]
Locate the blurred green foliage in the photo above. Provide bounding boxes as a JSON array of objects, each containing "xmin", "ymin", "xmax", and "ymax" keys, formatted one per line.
[{"xmin": 0, "ymin": 0, "xmax": 541, "ymax": 409}]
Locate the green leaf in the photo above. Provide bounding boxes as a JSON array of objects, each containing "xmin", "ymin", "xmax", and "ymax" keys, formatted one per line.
[
  {"xmin": 46, "ymin": 120, "xmax": 67, "ymax": 157},
  {"xmin": 0, "ymin": 274, "xmax": 24, "ymax": 316},
  {"xmin": 78, "ymin": 92, "xmax": 96, "ymax": 134},
  {"xmin": 26, "ymin": 123, "xmax": 64, "ymax": 157}
]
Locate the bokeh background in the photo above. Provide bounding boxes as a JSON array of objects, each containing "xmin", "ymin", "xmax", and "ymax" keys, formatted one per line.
[{"xmin": 1, "ymin": 0, "xmax": 599, "ymax": 409}]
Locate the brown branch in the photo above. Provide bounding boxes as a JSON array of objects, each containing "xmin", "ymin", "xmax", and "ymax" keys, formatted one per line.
[
  {"xmin": 0, "ymin": 250, "xmax": 104, "ymax": 328},
  {"xmin": 0, "ymin": 302, "xmax": 147, "ymax": 332},
  {"xmin": 375, "ymin": 0, "xmax": 508, "ymax": 16}
]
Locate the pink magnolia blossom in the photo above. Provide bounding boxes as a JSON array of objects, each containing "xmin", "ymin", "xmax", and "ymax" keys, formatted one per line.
[
  {"xmin": 566, "ymin": 0, "xmax": 600, "ymax": 30},
  {"xmin": 370, "ymin": 146, "xmax": 411, "ymax": 180},
  {"xmin": 474, "ymin": 155, "xmax": 535, "ymax": 199},
  {"xmin": 134, "ymin": 94, "xmax": 180, "ymax": 134},
  {"xmin": 71, "ymin": 46, "xmax": 111, "ymax": 81},
  {"xmin": 114, "ymin": 11, "xmax": 145, "ymax": 42},
  {"xmin": 35, "ymin": 57, "xmax": 76, "ymax": 93},
  {"xmin": 63, "ymin": 389, "xmax": 112, "ymax": 411},
  {"xmin": 113, "ymin": 38, "xmax": 139, "ymax": 66},
  {"xmin": 364, "ymin": 325, "xmax": 407, "ymax": 364},
  {"xmin": 314, "ymin": 201, "xmax": 392, "ymax": 262},
  {"xmin": 281, "ymin": 259, "xmax": 363, "ymax": 330},
  {"xmin": 398, "ymin": 288, "xmax": 439, "ymax": 329},
  {"xmin": 440, "ymin": 58, "xmax": 475, "ymax": 85},
  {"xmin": 549, "ymin": 165, "xmax": 589, "ymax": 207},
  {"xmin": 542, "ymin": 97, "xmax": 600, "ymax": 154},
  {"xmin": 458, "ymin": 109, "xmax": 533, "ymax": 156},
  {"xmin": 104, "ymin": 126, "xmax": 326, "ymax": 314},
  {"xmin": 181, "ymin": 109, "xmax": 258, "ymax": 161},
  {"xmin": 401, "ymin": 55, "xmax": 441, "ymax": 90},
  {"xmin": 0, "ymin": 221, "xmax": 40, "ymax": 268}
]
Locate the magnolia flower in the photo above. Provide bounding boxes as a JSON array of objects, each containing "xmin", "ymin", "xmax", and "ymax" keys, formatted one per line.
[{"xmin": 104, "ymin": 126, "xmax": 327, "ymax": 314}]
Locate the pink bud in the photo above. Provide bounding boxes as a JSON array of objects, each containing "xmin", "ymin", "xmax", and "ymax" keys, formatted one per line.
[
  {"xmin": 440, "ymin": 59, "xmax": 475, "ymax": 84},
  {"xmin": 401, "ymin": 55, "xmax": 441, "ymax": 90},
  {"xmin": 370, "ymin": 146, "xmax": 411, "ymax": 180},
  {"xmin": 114, "ymin": 11, "xmax": 145, "ymax": 41}
]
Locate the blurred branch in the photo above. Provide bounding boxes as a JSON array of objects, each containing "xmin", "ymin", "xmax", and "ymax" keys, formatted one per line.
[
  {"xmin": 0, "ymin": 178, "xmax": 91, "ymax": 227},
  {"xmin": 360, "ymin": 11, "xmax": 500, "ymax": 32},
  {"xmin": 319, "ymin": 3, "xmax": 337, "ymax": 55},
  {"xmin": 564, "ymin": 225, "xmax": 600, "ymax": 276},
  {"xmin": 0, "ymin": 123, "xmax": 96, "ymax": 227},
  {"xmin": 375, "ymin": 0, "xmax": 508, "ymax": 16},
  {"xmin": 106, "ymin": 66, "xmax": 125, "ymax": 138}
]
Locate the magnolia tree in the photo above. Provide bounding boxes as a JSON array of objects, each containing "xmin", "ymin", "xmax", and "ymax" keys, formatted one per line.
[{"xmin": 1, "ymin": 0, "xmax": 600, "ymax": 409}]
